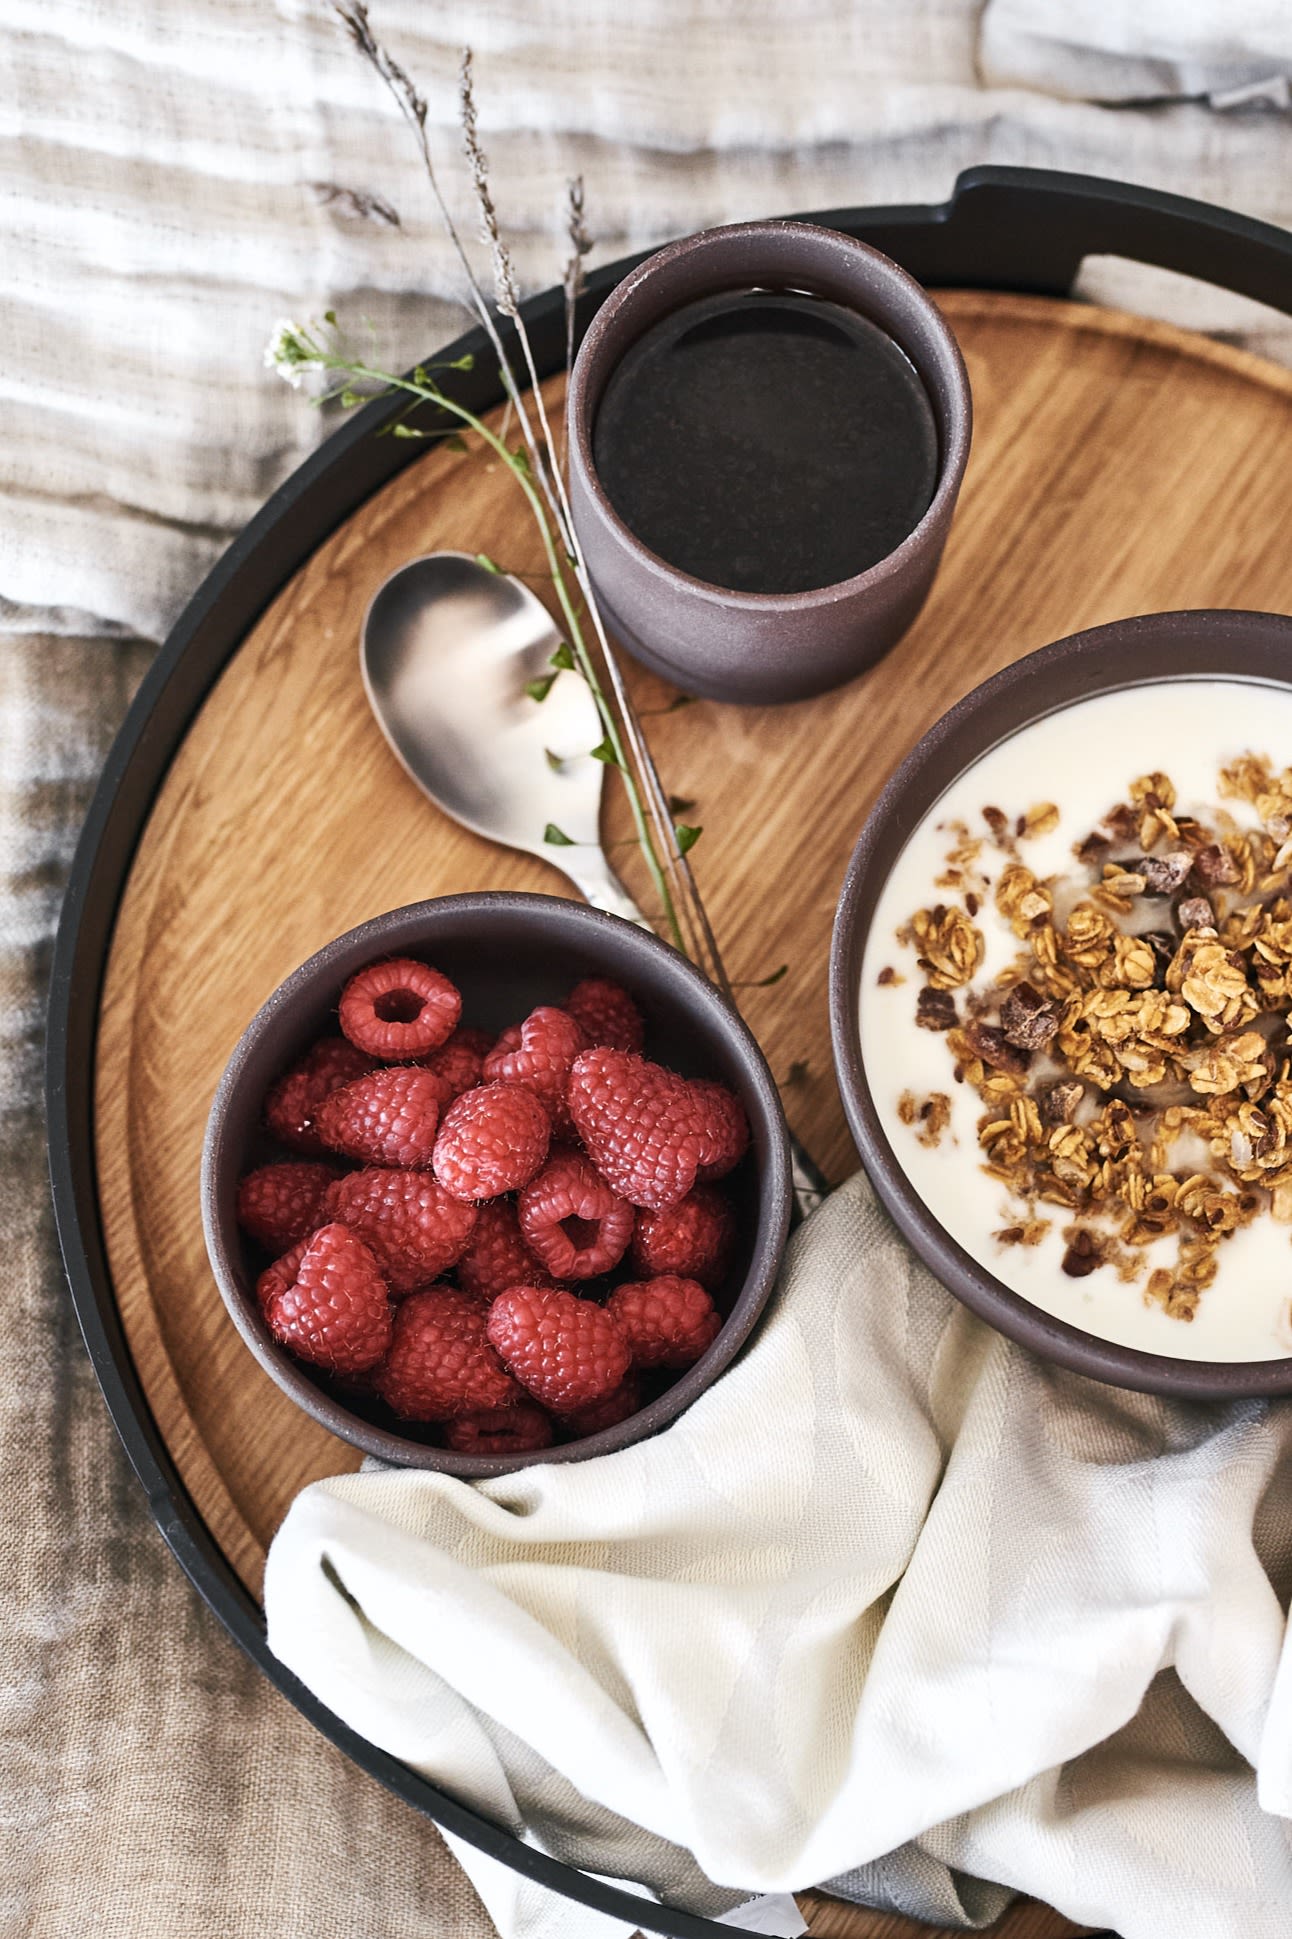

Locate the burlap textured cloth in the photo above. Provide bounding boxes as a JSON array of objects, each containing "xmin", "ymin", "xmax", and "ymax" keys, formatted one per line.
[{"xmin": 7, "ymin": 2, "xmax": 1292, "ymax": 1933}]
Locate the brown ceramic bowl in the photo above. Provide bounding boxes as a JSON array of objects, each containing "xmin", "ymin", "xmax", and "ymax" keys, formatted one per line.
[
  {"xmin": 829, "ymin": 609, "xmax": 1292, "ymax": 1399},
  {"xmin": 202, "ymin": 892, "xmax": 792, "ymax": 1474},
  {"xmin": 568, "ymin": 219, "xmax": 972, "ymax": 706}
]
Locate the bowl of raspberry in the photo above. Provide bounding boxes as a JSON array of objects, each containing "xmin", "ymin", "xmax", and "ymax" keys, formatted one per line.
[{"xmin": 201, "ymin": 891, "xmax": 792, "ymax": 1474}]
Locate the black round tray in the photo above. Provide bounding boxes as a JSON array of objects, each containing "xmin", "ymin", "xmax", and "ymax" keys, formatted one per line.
[{"xmin": 46, "ymin": 167, "xmax": 1292, "ymax": 1939}]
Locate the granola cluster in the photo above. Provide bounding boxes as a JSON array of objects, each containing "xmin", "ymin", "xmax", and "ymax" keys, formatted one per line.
[{"xmin": 893, "ymin": 756, "xmax": 1292, "ymax": 1322}]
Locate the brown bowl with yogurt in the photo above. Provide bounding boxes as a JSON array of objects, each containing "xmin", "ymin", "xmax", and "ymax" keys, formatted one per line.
[{"xmin": 830, "ymin": 610, "xmax": 1292, "ymax": 1398}]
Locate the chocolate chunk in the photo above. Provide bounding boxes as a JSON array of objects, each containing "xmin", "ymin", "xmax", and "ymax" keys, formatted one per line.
[
  {"xmin": 877, "ymin": 966, "xmax": 897, "ymax": 986},
  {"xmin": 964, "ymin": 1019, "xmax": 1031, "ymax": 1076},
  {"xmin": 1075, "ymin": 831, "xmax": 1112, "ymax": 870},
  {"xmin": 1040, "ymin": 1079, "xmax": 1084, "ymax": 1126},
  {"xmin": 1061, "ymin": 1229, "xmax": 1102, "ymax": 1278},
  {"xmin": 982, "ymin": 805, "xmax": 1009, "ymax": 845},
  {"xmin": 1190, "ymin": 843, "xmax": 1241, "ymax": 888},
  {"xmin": 999, "ymin": 979, "xmax": 1059, "ymax": 1050},
  {"xmin": 1176, "ymin": 895, "xmax": 1214, "ymax": 932},
  {"xmin": 915, "ymin": 986, "xmax": 957, "ymax": 1032},
  {"xmin": 1105, "ymin": 803, "xmax": 1138, "ymax": 843},
  {"xmin": 1139, "ymin": 850, "xmax": 1193, "ymax": 895}
]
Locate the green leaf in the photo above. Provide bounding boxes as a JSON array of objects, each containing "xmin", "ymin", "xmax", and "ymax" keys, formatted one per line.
[
  {"xmin": 589, "ymin": 736, "xmax": 620, "ymax": 766},
  {"xmin": 544, "ymin": 822, "xmax": 576, "ymax": 846},
  {"xmin": 475, "ymin": 552, "xmax": 500, "ymax": 573},
  {"xmin": 512, "ymin": 444, "xmax": 531, "ymax": 472},
  {"xmin": 550, "ymin": 642, "xmax": 575, "ymax": 672},
  {"xmin": 323, "ymin": 308, "xmax": 338, "ymax": 327},
  {"xmin": 390, "ymin": 422, "xmax": 428, "ymax": 439},
  {"xmin": 525, "ymin": 673, "xmax": 557, "ymax": 703},
  {"xmin": 339, "ymin": 389, "xmax": 362, "ymax": 408},
  {"xmin": 413, "ymin": 365, "xmax": 427, "ymax": 385},
  {"xmin": 450, "ymin": 351, "xmax": 475, "ymax": 370},
  {"xmin": 754, "ymin": 963, "xmax": 789, "ymax": 987},
  {"xmin": 674, "ymin": 823, "xmax": 702, "ymax": 855},
  {"xmin": 443, "ymin": 433, "xmax": 468, "ymax": 453},
  {"xmin": 667, "ymin": 794, "xmax": 695, "ymax": 817},
  {"xmin": 544, "ymin": 748, "xmax": 564, "ymax": 772}
]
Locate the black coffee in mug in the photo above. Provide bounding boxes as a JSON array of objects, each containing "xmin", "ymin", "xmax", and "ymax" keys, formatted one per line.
[{"xmin": 591, "ymin": 287, "xmax": 939, "ymax": 597}]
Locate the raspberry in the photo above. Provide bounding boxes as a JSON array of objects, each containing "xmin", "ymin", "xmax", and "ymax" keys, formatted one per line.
[
  {"xmin": 255, "ymin": 1237, "xmax": 309, "ymax": 1315},
  {"xmin": 689, "ymin": 1080, "xmax": 751, "ymax": 1181},
  {"xmin": 433, "ymin": 1083, "xmax": 551, "ymax": 1201},
  {"xmin": 236, "ymin": 1161, "xmax": 338, "ymax": 1255},
  {"xmin": 517, "ymin": 1148, "xmax": 633, "ymax": 1280},
  {"xmin": 338, "ymin": 958, "xmax": 460, "ymax": 1060},
  {"xmin": 557, "ymin": 1374, "xmax": 641, "ymax": 1438},
  {"xmin": 483, "ymin": 1006, "xmax": 587, "ymax": 1128},
  {"xmin": 316, "ymin": 1064, "xmax": 450, "ymax": 1169},
  {"xmin": 324, "ymin": 1167, "xmax": 477, "ymax": 1294},
  {"xmin": 630, "ymin": 1185, "xmax": 735, "ymax": 1289},
  {"xmin": 264, "ymin": 1037, "xmax": 376, "ymax": 1154},
  {"xmin": 377, "ymin": 1285, "xmax": 518, "ymax": 1420},
  {"xmin": 566, "ymin": 978, "xmax": 645, "ymax": 1054},
  {"xmin": 487, "ymin": 1285, "xmax": 631, "ymax": 1411},
  {"xmin": 262, "ymin": 1223, "xmax": 392, "ymax": 1374},
  {"xmin": 567, "ymin": 1049, "xmax": 751, "ymax": 1211},
  {"xmin": 442, "ymin": 1403, "xmax": 554, "ymax": 1456},
  {"xmin": 606, "ymin": 1276, "xmax": 721, "ymax": 1370},
  {"xmin": 420, "ymin": 1026, "xmax": 492, "ymax": 1099},
  {"xmin": 456, "ymin": 1200, "xmax": 556, "ymax": 1302}
]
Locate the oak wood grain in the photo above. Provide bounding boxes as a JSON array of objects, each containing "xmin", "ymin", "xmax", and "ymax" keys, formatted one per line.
[{"xmin": 94, "ymin": 290, "xmax": 1292, "ymax": 1939}]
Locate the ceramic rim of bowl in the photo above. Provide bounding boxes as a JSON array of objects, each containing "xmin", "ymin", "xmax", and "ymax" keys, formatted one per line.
[
  {"xmin": 829, "ymin": 609, "xmax": 1292, "ymax": 1399},
  {"xmin": 202, "ymin": 891, "xmax": 793, "ymax": 1474}
]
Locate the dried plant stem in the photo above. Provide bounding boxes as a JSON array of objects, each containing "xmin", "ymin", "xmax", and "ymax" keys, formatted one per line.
[
  {"xmin": 335, "ymin": 7, "xmax": 550, "ymax": 497},
  {"xmin": 332, "ymin": 5, "xmax": 726, "ymax": 982}
]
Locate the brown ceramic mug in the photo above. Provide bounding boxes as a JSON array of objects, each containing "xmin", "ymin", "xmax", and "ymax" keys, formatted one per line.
[{"xmin": 567, "ymin": 220, "xmax": 972, "ymax": 706}]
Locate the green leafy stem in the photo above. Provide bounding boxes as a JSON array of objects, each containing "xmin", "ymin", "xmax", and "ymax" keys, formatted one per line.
[{"xmin": 271, "ymin": 318, "xmax": 689, "ymax": 949}]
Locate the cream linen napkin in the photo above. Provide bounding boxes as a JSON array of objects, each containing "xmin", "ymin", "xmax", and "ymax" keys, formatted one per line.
[{"xmin": 264, "ymin": 1174, "xmax": 1292, "ymax": 1939}]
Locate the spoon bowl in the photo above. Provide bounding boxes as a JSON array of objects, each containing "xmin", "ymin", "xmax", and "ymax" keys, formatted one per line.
[{"xmin": 362, "ymin": 552, "xmax": 641, "ymax": 919}]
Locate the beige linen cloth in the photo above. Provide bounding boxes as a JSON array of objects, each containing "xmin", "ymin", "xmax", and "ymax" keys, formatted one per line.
[
  {"xmin": 980, "ymin": 0, "xmax": 1292, "ymax": 107},
  {"xmin": 8, "ymin": 1, "xmax": 1292, "ymax": 1934},
  {"xmin": 264, "ymin": 1176, "xmax": 1292, "ymax": 1939}
]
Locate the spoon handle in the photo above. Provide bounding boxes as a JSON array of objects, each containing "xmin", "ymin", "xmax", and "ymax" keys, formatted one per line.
[
  {"xmin": 566, "ymin": 859, "xmax": 655, "ymax": 928},
  {"xmin": 569, "ymin": 863, "xmax": 830, "ymax": 1224}
]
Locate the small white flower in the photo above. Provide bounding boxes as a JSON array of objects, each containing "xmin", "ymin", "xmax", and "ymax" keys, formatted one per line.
[{"xmin": 263, "ymin": 317, "xmax": 326, "ymax": 388}]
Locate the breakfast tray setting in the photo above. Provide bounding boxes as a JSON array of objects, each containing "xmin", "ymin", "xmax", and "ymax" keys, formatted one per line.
[{"xmin": 48, "ymin": 168, "xmax": 1292, "ymax": 1938}]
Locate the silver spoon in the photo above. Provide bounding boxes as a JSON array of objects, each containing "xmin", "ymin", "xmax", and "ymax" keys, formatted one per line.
[{"xmin": 361, "ymin": 551, "xmax": 827, "ymax": 1215}]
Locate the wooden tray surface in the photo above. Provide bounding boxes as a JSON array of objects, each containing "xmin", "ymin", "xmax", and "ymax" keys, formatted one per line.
[{"xmin": 94, "ymin": 290, "xmax": 1292, "ymax": 1939}]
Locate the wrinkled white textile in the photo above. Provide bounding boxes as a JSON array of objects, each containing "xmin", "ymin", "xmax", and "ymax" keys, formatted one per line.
[
  {"xmin": 8, "ymin": 0, "xmax": 1292, "ymax": 653},
  {"xmin": 981, "ymin": 0, "xmax": 1292, "ymax": 105},
  {"xmin": 266, "ymin": 1175, "xmax": 1292, "ymax": 1939}
]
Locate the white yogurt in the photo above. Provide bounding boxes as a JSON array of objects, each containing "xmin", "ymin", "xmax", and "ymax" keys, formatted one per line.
[{"xmin": 859, "ymin": 678, "xmax": 1292, "ymax": 1362}]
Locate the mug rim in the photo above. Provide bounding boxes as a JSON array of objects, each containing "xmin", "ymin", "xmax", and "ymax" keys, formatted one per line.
[{"xmin": 567, "ymin": 218, "xmax": 973, "ymax": 614}]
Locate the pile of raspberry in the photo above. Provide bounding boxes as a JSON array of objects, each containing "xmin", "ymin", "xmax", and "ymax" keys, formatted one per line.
[{"xmin": 236, "ymin": 958, "xmax": 750, "ymax": 1455}]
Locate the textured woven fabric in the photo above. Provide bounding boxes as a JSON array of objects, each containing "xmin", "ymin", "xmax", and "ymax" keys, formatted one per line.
[
  {"xmin": 981, "ymin": 0, "xmax": 1292, "ymax": 104},
  {"xmin": 7, "ymin": 0, "xmax": 1292, "ymax": 651},
  {"xmin": 7, "ymin": 2, "xmax": 1292, "ymax": 1935},
  {"xmin": 266, "ymin": 1174, "xmax": 1292, "ymax": 1939}
]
